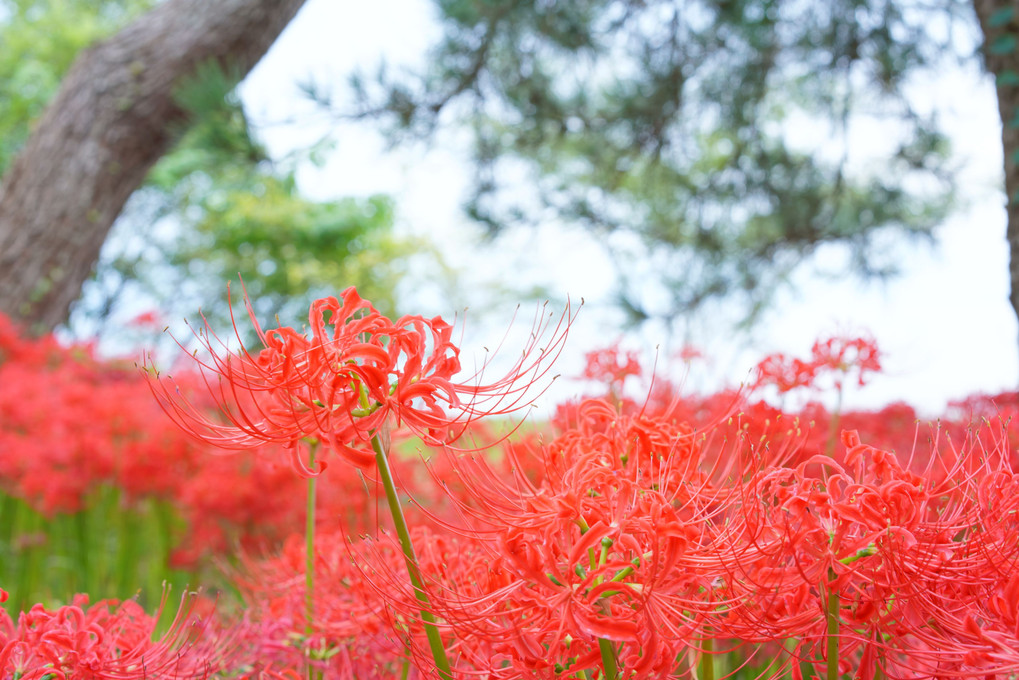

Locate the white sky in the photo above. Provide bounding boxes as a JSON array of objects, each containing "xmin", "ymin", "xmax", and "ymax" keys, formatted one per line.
[{"xmin": 237, "ymin": 0, "xmax": 1017, "ymax": 417}]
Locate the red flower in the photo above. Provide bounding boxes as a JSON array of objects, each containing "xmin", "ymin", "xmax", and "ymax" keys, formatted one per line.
[
  {"xmin": 231, "ymin": 529, "xmax": 430, "ymax": 679},
  {"xmin": 754, "ymin": 333, "xmax": 882, "ymax": 394},
  {"xmin": 582, "ymin": 343, "xmax": 642, "ymax": 389},
  {"xmin": 0, "ymin": 591, "xmax": 225, "ymax": 679},
  {"xmin": 148, "ymin": 286, "xmax": 575, "ymax": 474},
  {"xmin": 809, "ymin": 335, "xmax": 882, "ymax": 390},
  {"xmin": 753, "ymin": 352, "xmax": 817, "ymax": 393},
  {"xmin": 401, "ymin": 398, "xmax": 735, "ymax": 678}
]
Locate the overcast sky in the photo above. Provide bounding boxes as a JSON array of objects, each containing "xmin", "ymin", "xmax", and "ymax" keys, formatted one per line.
[{"xmin": 237, "ymin": 0, "xmax": 1016, "ymax": 416}]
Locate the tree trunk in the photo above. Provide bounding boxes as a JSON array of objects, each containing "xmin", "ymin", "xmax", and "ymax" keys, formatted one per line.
[
  {"xmin": 0, "ymin": 0, "xmax": 307, "ymax": 334},
  {"xmin": 973, "ymin": 0, "xmax": 1019, "ymax": 380}
]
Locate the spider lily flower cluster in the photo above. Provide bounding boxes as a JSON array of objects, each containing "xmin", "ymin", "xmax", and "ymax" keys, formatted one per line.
[
  {"xmin": 4, "ymin": 299, "xmax": 1019, "ymax": 679},
  {"xmin": 0, "ymin": 591, "xmax": 225, "ymax": 679},
  {"xmin": 332, "ymin": 395, "xmax": 1019, "ymax": 679},
  {"xmin": 214, "ymin": 385, "xmax": 1019, "ymax": 679},
  {"xmin": 147, "ymin": 286, "xmax": 573, "ymax": 473}
]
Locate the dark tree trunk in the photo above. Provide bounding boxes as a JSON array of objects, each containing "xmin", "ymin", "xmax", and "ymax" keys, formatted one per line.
[
  {"xmin": 0, "ymin": 0, "xmax": 306, "ymax": 334},
  {"xmin": 973, "ymin": 0, "xmax": 1019, "ymax": 380}
]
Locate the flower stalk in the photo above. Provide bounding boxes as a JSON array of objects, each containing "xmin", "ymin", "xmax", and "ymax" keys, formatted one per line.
[
  {"xmin": 596, "ymin": 636, "xmax": 619, "ymax": 680},
  {"xmin": 371, "ymin": 429, "xmax": 453, "ymax": 680},
  {"xmin": 305, "ymin": 441, "xmax": 318, "ymax": 643},
  {"xmin": 700, "ymin": 633, "xmax": 715, "ymax": 680},
  {"xmin": 825, "ymin": 569, "xmax": 840, "ymax": 680}
]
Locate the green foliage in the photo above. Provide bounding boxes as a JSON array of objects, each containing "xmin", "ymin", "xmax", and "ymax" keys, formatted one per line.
[
  {"xmin": 340, "ymin": 0, "xmax": 963, "ymax": 326},
  {"xmin": 164, "ymin": 174, "xmax": 415, "ymax": 327},
  {"xmin": 0, "ymin": 2, "xmax": 428, "ymax": 338},
  {"xmin": 989, "ymin": 6, "xmax": 1015, "ymax": 27},
  {"xmin": 990, "ymin": 33, "xmax": 1018, "ymax": 54},
  {"xmin": 85, "ymin": 61, "xmax": 422, "ymax": 335},
  {"xmin": 0, "ymin": 487, "xmax": 195, "ymax": 614},
  {"xmin": 0, "ymin": 0, "xmax": 153, "ymax": 173}
]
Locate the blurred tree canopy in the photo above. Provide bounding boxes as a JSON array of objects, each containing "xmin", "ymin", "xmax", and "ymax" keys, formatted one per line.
[
  {"xmin": 324, "ymin": 0, "xmax": 983, "ymax": 328},
  {"xmin": 4, "ymin": 0, "xmax": 1019, "ymax": 351}
]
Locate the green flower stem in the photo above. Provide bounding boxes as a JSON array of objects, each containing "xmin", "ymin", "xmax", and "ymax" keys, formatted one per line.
[
  {"xmin": 826, "ymin": 570, "xmax": 840, "ymax": 680},
  {"xmin": 371, "ymin": 432, "xmax": 453, "ymax": 680},
  {"xmin": 700, "ymin": 633, "xmax": 715, "ymax": 680},
  {"xmin": 591, "ymin": 539, "xmax": 621, "ymax": 679},
  {"xmin": 13, "ymin": 505, "xmax": 40, "ymax": 613},
  {"xmin": 0, "ymin": 492, "xmax": 15, "ymax": 546},
  {"xmin": 152, "ymin": 500, "xmax": 178, "ymax": 609},
  {"xmin": 305, "ymin": 441, "xmax": 319, "ymax": 679},
  {"xmin": 116, "ymin": 492, "xmax": 140, "ymax": 599},
  {"xmin": 597, "ymin": 637, "xmax": 619, "ymax": 680},
  {"xmin": 75, "ymin": 508, "xmax": 91, "ymax": 595},
  {"xmin": 781, "ymin": 638, "xmax": 793, "ymax": 680}
]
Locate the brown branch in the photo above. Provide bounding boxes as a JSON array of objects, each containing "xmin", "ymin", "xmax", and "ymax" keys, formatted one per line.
[{"xmin": 0, "ymin": 0, "xmax": 307, "ymax": 333}]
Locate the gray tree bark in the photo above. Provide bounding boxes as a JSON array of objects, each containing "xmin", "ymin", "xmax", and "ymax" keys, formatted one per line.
[
  {"xmin": 973, "ymin": 0, "xmax": 1019, "ymax": 380},
  {"xmin": 0, "ymin": 0, "xmax": 306, "ymax": 334}
]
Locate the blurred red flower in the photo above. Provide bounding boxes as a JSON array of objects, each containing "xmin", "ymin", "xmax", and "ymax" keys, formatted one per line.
[{"xmin": 754, "ymin": 333, "xmax": 882, "ymax": 394}]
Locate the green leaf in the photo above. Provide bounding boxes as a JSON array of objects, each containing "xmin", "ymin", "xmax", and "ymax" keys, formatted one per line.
[
  {"xmin": 998, "ymin": 70, "xmax": 1019, "ymax": 87},
  {"xmin": 990, "ymin": 34, "xmax": 1018, "ymax": 55},
  {"xmin": 990, "ymin": 7, "xmax": 1015, "ymax": 28}
]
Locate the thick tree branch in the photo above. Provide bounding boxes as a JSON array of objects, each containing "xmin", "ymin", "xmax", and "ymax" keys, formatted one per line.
[{"xmin": 0, "ymin": 0, "xmax": 307, "ymax": 333}]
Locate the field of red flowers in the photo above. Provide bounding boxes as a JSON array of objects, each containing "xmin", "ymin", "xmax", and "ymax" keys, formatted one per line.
[{"xmin": 2, "ymin": 292, "xmax": 1018, "ymax": 679}]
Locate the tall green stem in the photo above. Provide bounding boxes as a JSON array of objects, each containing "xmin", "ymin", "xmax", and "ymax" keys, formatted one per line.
[
  {"xmin": 591, "ymin": 592, "xmax": 620, "ymax": 679},
  {"xmin": 115, "ymin": 490, "xmax": 139, "ymax": 598},
  {"xmin": 597, "ymin": 637, "xmax": 619, "ymax": 680},
  {"xmin": 305, "ymin": 441, "xmax": 319, "ymax": 678},
  {"xmin": 371, "ymin": 432, "xmax": 453, "ymax": 680},
  {"xmin": 699, "ymin": 633, "xmax": 715, "ymax": 680},
  {"xmin": 825, "ymin": 570, "xmax": 840, "ymax": 680},
  {"xmin": 782, "ymin": 638, "xmax": 798, "ymax": 680}
]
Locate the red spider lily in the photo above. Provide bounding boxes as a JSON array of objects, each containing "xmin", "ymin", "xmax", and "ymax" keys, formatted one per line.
[
  {"xmin": 230, "ymin": 528, "xmax": 437, "ymax": 679},
  {"xmin": 148, "ymin": 285, "xmax": 575, "ymax": 474},
  {"xmin": 385, "ymin": 399, "xmax": 749, "ymax": 678},
  {"xmin": 717, "ymin": 426, "xmax": 1019, "ymax": 677},
  {"xmin": 307, "ymin": 402, "xmax": 1019, "ymax": 678},
  {"xmin": 809, "ymin": 335, "xmax": 882, "ymax": 390},
  {"xmin": 17, "ymin": 304, "xmax": 1019, "ymax": 678},
  {"xmin": 0, "ymin": 315, "xmax": 214, "ymax": 516},
  {"xmin": 0, "ymin": 310, "xmax": 462, "ymax": 573},
  {"xmin": 754, "ymin": 333, "xmax": 882, "ymax": 395},
  {"xmin": 582, "ymin": 343, "xmax": 642, "ymax": 393},
  {"xmin": 127, "ymin": 310, "xmax": 163, "ymax": 328},
  {"xmin": 0, "ymin": 591, "xmax": 226, "ymax": 679},
  {"xmin": 675, "ymin": 344, "xmax": 704, "ymax": 363},
  {"xmin": 753, "ymin": 352, "xmax": 817, "ymax": 393}
]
